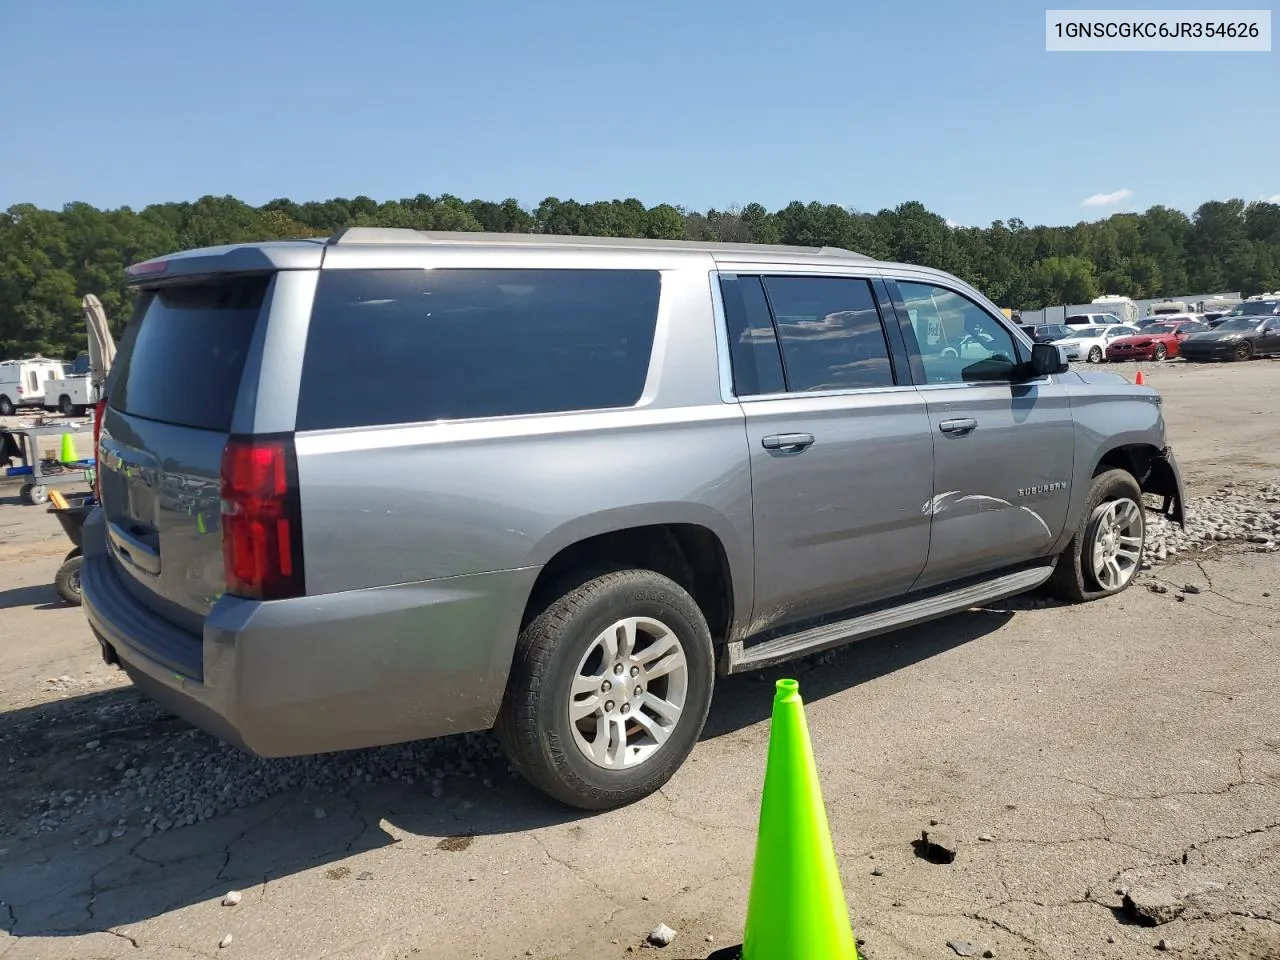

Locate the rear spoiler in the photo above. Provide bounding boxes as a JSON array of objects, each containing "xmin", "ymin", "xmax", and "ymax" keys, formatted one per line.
[{"xmin": 125, "ymin": 241, "xmax": 326, "ymax": 286}]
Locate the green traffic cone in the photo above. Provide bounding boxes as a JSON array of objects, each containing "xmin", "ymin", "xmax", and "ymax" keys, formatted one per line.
[
  {"xmin": 742, "ymin": 679, "xmax": 858, "ymax": 960},
  {"xmin": 59, "ymin": 433, "xmax": 77, "ymax": 464}
]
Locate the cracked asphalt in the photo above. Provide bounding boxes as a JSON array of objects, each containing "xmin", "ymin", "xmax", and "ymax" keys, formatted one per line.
[{"xmin": 1, "ymin": 360, "xmax": 1278, "ymax": 960}]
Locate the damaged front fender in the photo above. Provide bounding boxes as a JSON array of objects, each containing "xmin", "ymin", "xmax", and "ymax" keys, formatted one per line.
[{"xmin": 1142, "ymin": 446, "xmax": 1186, "ymax": 527}]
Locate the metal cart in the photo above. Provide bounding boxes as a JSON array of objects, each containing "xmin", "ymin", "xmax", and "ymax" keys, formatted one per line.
[{"xmin": 1, "ymin": 418, "xmax": 96, "ymax": 505}]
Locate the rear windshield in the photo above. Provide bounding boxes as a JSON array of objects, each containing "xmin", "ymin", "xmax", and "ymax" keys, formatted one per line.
[
  {"xmin": 296, "ymin": 268, "xmax": 661, "ymax": 430},
  {"xmin": 108, "ymin": 277, "xmax": 267, "ymax": 431}
]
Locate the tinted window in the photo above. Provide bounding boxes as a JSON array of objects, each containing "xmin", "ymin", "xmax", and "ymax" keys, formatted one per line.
[
  {"xmin": 297, "ymin": 268, "xmax": 660, "ymax": 430},
  {"xmin": 719, "ymin": 275, "xmax": 786, "ymax": 395},
  {"xmin": 897, "ymin": 281, "xmax": 1019, "ymax": 383},
  {"xmin": 759, "ymin": 276, "xmax": 894, "ymax": 392},
  {"xmin": 1232, "ymin": 300, "xmax": 1280, "ymax": 316},
  {"xmin": 109, "ymin": 277, "xmax": 267, "ymax": 431},
  {"xmin": 1214, "ymin": 318, "xmax": 1257, "ymax": 332}
]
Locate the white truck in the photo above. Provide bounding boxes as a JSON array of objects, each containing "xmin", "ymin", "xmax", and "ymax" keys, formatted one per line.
[
  {"xmin": 0, "ymin": 357, "xmax": 68, "ymax": 416},
  {"xmin": 42, "ymin": 371, "xmax": 98, "ymax": 416}
]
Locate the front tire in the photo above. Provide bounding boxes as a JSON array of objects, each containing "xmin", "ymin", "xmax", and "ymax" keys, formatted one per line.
[
  {"xmin": 1234, "ymin": 340, "xmax": 1253, "ymax": 361},
  {"xmin": 1047, "ymin": 469, "xmax": 1145, "ymax": 603},
  {"xmin": 1152, "ymin": 343, "xmax": 1168, "ymax": 361},
  {"xmin": 496, "ymin": 569, "xmax": 714, "ymax": 810}
]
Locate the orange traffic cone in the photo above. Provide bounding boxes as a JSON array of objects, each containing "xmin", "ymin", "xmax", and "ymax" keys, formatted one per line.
[{"xmin": 1135, "ymin": 370, "xmax": 1145, "ymax": 385}]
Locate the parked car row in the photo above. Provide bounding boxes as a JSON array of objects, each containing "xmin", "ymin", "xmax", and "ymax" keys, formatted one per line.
[{"xmin": 1019, "ymin": 294, "xmax": 1280, "ymax": 364}]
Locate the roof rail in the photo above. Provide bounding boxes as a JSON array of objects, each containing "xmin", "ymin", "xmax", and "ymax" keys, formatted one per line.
[{"xmin": 324, "ymin": 227, "xmax": 870, "ymax": 260}]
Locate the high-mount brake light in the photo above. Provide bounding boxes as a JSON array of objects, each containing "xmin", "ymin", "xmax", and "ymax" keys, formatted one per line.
[{"xmin": 126, "ymin": 259, "xmax": 168, "ymax": 277}]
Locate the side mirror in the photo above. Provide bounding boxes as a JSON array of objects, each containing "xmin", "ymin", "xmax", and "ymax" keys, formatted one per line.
[{"xmin": 1027, "ymin": 341, "xmax": 1069, "ymax": 377}]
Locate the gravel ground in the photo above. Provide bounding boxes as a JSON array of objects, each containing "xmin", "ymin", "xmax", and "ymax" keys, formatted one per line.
[{"xmin": 3, "ymin": 479, "xmax": 1276, "ymax": 848}]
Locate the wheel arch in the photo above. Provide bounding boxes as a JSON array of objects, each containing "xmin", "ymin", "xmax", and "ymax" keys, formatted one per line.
[
  {"xmin": 521, "ymin": 513, "xmax": 744, "ymax": 649},
  {"xmin": 1092, "ymin": 442, "xmax": 1184, "ymax": 525}
]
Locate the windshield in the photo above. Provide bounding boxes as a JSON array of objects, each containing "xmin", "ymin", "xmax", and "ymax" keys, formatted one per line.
[
  {"xmin": 1142, "ymin": 324, "xmax": 1175, "ymax": 335},
  {"xmin": 1214, "ymin": 318, "xmax": 1260, "ymax": 332},
  {"xmin": 1229, "ymin": 300, "xmax": 1279, "ymax": 317}
]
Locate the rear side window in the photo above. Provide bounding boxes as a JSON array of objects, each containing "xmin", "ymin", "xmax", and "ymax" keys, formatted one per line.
[
  {"xmin": 109, "ymin": 277, "xmax": 268, "ymax": 431},
  {"xmin": 296, "ymin": 268, "xmax": 660, "ymax": 430},
  {"xmin": 762, "ymin": 276, "xmax": 894, "ymax": 392},
  {"xmin": 719, "ymin": 275, "xmax": 786, "ymax": 396}
]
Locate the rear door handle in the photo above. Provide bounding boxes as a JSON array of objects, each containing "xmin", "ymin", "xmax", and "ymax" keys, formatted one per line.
[
  {"xmin": 761, "ymin": 432, "xmax": 815, "ymax": 451},
  {"xmin": 938, "ymin": 418, "xmax": 978, "ymax": 434}
]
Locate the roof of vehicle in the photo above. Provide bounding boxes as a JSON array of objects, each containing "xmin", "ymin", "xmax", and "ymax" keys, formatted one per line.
[
  {"xmin": 326, "ymin": 227, "xmax": 873, "ymax": 261},
  {"xmin": 126, "ymin": 228, "xmax": 885, "ymax": 283}
]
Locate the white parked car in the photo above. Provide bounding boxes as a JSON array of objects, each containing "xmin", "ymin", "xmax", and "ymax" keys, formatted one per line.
[{"xmin": 1054, "ymin": 324, "xmax": 1142, "ymax": 363}]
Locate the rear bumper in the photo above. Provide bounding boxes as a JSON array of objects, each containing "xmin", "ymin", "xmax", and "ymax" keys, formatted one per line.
[{"xmin": 80, "ymin": 509, "xmax": 538, "ymax": 757}]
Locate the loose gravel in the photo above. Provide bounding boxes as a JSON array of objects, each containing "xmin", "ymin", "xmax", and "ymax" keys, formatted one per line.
[
  {"xmin": 1144, "ymin": 479, "xmax": 1280, "ymax": 561},
  {"xmin": 2, "ymin": 481, "xmax": 1277, "ymax": 844}
]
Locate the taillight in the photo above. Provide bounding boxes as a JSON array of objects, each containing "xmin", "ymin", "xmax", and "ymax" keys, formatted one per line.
[
  {"xmin": 219, "ymin": 436, "xmax": 305, "ymax": 601},
  {"xmin": 93, "ymin": 397, "xmax": 107, "ymax": 498}
]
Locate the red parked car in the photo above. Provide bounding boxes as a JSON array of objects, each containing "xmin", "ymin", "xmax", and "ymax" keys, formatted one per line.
[{"xmin": 1105, "ymin": 318, "xmax": 1210, "ymax": 361}]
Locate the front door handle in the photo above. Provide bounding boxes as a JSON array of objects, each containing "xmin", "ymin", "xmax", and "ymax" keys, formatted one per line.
[
  {"xmin": 761, "ymin": 432, "xmax": 816, "ymax": 451},
  {"xmin": 938, "ymin": 418, "xmax": 978, "ymax": 434}
]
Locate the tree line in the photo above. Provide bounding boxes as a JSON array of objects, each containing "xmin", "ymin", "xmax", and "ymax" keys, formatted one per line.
[{"xmin": 2, "ymin": 192, "xmax": 1279, "ymax": 360}]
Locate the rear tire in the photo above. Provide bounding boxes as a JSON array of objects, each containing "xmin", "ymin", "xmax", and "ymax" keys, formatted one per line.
[
  {"xmin": 1087, "ymin": 346, "xmax": 1103, "ymax": 363},
  {"xmin": 55, "ymin": 554, "xmax": 83, "ymax": 606},
  {"xmin": 496, "ymin": 569, "xmax": 715, "ymax": 810},
  {"xmin": 0, "ymin": 395, "xmax": 13, "ymax": 416},
  {"xmin": 58, "ymin": 395, "xmax": 74, "ymax": 416},
  {"xmin": 1047, "ymin": 469, "xmax": 1145, "ymax": 603}
]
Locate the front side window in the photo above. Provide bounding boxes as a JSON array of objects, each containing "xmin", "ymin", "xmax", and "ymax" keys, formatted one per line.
[
  {"xmin": 759, "ymin": 276, "xmax": 895, "ymax": 392},
  {"xmin": 896, "ymin": 281, "xmax": 1019, "ymax": 383},
  {"xmin": 296, "ymin": 268, "xmax": 660, "ymax": 430}
]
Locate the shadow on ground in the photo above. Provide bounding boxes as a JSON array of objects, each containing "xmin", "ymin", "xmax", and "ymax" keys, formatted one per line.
[
  {"xmin": 0, "ymin": 608, "xmax": 1012, "ymax": 941},
  {"xmin": 0, "ymin": 582, "xmax": 65, "ymax": 611}
]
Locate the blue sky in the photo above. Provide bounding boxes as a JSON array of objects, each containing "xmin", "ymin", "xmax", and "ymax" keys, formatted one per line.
[{"xmin": 1, "ymin": 0, "xmax": 1276, "ymax": 227}]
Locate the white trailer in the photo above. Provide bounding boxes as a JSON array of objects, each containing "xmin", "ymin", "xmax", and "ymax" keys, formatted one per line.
[
  {"xmin": 0, "ymin": 357, "xmax": 68, "ymax": 416},
  {"xmin": 1090, "ymin": 295, "xmax": 1140, "ymax": 326}
]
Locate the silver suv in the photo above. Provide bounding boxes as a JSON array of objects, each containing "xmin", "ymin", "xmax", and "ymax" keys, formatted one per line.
[{"xmin": 81, "ymin": 229, "xmax": 1185, "ymax": 809}]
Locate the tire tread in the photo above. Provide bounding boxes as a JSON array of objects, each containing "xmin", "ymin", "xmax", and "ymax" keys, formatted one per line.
[
  {"xmin": 495, "ymin": 569, "xmax": 713, "ymax": 810},
  {"xmin": 1047, "ymin": 468, "xmax": 1143, "ymax": 603}
]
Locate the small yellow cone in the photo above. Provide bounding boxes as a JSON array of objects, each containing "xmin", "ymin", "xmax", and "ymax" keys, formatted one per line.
[
  {"xmin": 742, "ymin": 679, "xmax": 858, "ymax": 960},
  {"xmin": 58, "ymin": 433, "xmax": 77, "ymax": 464}
]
